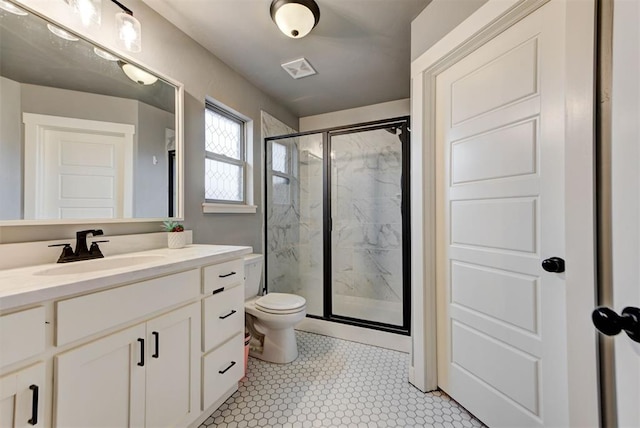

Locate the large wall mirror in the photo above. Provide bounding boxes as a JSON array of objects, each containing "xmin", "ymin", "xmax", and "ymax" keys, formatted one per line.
[{"xmin": 0, "ymin": 0, "xmax": 183, "ymax": 223}]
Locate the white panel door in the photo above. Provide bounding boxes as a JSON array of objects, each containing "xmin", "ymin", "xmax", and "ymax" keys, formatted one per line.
[
  {"xmin": 42, "ymin": 129, "xmax": 125, "ymax": 219},
  {"xmin": 145, "ymin": 303, "xmax": 200, "ymax": 428},
  {"xmin": 611, "ymin": 0, "xmax": 640, "ymax": 425},
  {"xmin": 55, "ymin": 324, "xmax": 146, "ymax": 428},
  {"xmin": 435, "ymin": 1, "xmax": 572, "ymax": 426}
]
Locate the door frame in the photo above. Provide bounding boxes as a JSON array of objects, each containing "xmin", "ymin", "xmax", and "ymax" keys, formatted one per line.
[
  {"xmin": 22, "ymin": 113, "xmax": 135, "ymax": 219},
  {"xmin": 409, "ymin": 0, "xmax": 599, "ymax": 425}
]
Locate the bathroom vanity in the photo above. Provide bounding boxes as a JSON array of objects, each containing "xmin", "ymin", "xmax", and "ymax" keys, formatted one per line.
[{"xmin": 0, "ymin": 244, "xmax": 250, "ymax": 428}]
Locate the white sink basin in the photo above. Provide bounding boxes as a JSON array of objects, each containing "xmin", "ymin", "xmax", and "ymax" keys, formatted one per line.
[{"xmin": 35, "ymin": 255, "xmax": 166, "ymax": 276}]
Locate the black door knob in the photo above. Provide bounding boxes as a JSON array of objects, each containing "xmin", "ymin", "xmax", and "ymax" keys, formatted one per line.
[
  {"xmin": 592, "ymin": 306, "xmax": 640, "ymax": 343},
  {"xmin": 542, "ymin": 257, "xmax": 565, "ymax": 273}
]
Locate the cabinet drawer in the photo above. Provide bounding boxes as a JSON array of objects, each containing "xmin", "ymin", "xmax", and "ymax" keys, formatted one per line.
[
  {"xmin": 202, "ymin": 334, "xmax": 243, "ymax": 410},
  {"xmin": 203, "ymin": 259, "xmax": 244, "ymax": 294},
  {"xmin": 56, "ymin": 269, "xmax": 200, "ymax": 346},
  {"xmin": 0, "ymin": 307, "xmax": 45, "ymax": 369},
  {"xmin": 203, "ymin": 285, "xmax": 244, "ymax": 352}
]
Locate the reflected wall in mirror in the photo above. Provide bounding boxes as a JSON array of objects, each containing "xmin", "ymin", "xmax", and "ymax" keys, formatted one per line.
[{"xmin": 0, "ymin": 0, "xmax": 182, "ymax": 222}]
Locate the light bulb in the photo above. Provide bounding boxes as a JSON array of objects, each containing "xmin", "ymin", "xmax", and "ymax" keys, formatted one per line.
[
  {"xmin": 65, "ymin": 0, "xmax": 101, "ymax": 26},
  {"xmin": 116, "ymin": 12, "xmax": 141, "ymax": 53}
]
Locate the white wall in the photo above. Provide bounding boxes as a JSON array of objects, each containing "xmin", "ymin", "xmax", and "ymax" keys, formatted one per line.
[
  {"xmin": 411, "ymin": 0, "xmax": 488, "ymax": 61},
  {"xmin": 299, "ymin": 99, "xmax": 409, "ymax": 132}
]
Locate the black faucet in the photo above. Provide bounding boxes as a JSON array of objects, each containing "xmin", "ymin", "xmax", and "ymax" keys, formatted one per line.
[
  {"xmin": 49, "ymin": 229, "xmax": 109, "ymax": 263},
  {"xmin": 75, "ymin": 229, "xmax": 104, "ymax": 257}
]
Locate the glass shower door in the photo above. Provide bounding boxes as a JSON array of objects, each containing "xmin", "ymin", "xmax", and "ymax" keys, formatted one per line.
[
  {"xmin": 265, "ymin": 133, "xmax": 324, "ymax": 317},
  {"xmin": 330, "ymin": 124, "xmax": 406, "ymax": 328}
]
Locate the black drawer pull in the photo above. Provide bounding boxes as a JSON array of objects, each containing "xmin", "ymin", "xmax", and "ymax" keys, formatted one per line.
[
  {"xmin": 218, "ymin": 271, "xmax": 236, "ymax": 278},
  {"xmin": 137, "ymin": 338, "xmax": 145, "ymax": 366},
  {"xmin": 28, "ymin": 384, "xmax": 38, "ymax": 425},
  {"xmin": 219, "ymin": 361, "xmax": 236, "ymax": 374},
  {"xmin": 212, "ymin": 287, "xmax": 225, "ymax": 295},
  {"xmin": 152, "ymin": 331, "xmax": 160, "ymax": 358},
  {"xmin": 219, "ymin": 310, "xmax": 237, "ymax": 320}
]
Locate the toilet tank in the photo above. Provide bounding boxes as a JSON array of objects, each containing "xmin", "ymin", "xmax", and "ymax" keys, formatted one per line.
[{"xmin": 244, "ymin": 254, "xmax": 263, "ymax": 300}]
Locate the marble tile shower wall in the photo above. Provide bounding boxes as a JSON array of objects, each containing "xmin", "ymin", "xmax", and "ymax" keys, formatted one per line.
[{"xmin": 331, "ymin": 129, "xmax": 403, "ymax": 305}]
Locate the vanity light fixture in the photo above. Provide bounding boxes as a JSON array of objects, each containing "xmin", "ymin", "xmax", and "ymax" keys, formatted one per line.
[
  {"xmin": 112, "ymin": 0, "xmax": 141, "ymax": 53},
  {"xmin": 64, "ymin": 0, "xmax": 101, "ymax": 26},
  {"xmin": 47, "ymin": 23, "xmax": 80, "ymax": 41},
  {"xmin": 118, "ymin": 61, "xmax": 157, "ymax": 85},
  {"xmin": 270, "ymin": 0, "xmax": 320, "ymax": 39},
  {"xmin": 0, "ymin": 0, "xmax": 28, "ymax": 15},
  {"xmin": 94, "ymin": 47, "xmax": 119, "ymax": 61}
]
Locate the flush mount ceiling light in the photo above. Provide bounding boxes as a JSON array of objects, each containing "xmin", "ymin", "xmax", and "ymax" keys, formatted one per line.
[
  {"xmin": 118, "ymin": 61, "xmax": 157, "ymax": 85},
  {"xmin": 112, "ymin": 0, "xmax": 141, "ymax": 53},
  {"xmin": 47, "ymin": 24, "xmax": 79, "ymax": 41},
  {"xmin": 270, "ymin": 0, "xmax": 320, "ymax": 39},
  {"xmin": 0, "ymin": 0, "xmax": 28, "ymax": 15}
]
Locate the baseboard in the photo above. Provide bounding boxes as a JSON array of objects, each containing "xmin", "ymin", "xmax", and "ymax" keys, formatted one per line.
[{"xmin": 296, "ymin": 317, "xmax": 411, "ymax": 353}]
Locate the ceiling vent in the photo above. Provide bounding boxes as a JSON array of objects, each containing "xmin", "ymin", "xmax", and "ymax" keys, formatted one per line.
[{"xmin": 281, "ymin": 58, "xmax": 317, "ymax": 79}]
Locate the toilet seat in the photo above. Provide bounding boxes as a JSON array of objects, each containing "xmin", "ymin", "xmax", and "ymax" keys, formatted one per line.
[{"xmin": 255, "ymin": 293, "xmax": 306, "ymax": 315}]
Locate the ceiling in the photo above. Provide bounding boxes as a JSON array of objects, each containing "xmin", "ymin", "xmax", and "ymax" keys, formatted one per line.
[{"xmin": 142, "ymin": 0, "xmax": 431, "ymax": 117}]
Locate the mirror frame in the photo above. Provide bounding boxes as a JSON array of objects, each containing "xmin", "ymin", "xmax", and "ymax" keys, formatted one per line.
[{"xmin": 0, "ymin": 0, "xmax": 185, "ymax": 226}]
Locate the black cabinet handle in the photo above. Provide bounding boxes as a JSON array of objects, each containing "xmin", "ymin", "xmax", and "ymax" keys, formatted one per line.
[
  {"xmin": 212, "ymin": 287, "xmax": 225, "ymax": 295},
  {"xmin": 219, "ymin": 310, "xmax": 237, "ymax": 320},
  {"xmin": 152, "ymin": 331, "xmax": 159, "ymax": 359},
  {"xmin": 218, "ymin": 271, "xmax": 236, "ymax": 278},
  {"xmin": 137, "ymin": 338, "xmax": 145, "ymax": 366},
  {"xmin": 592, "ymin": 306, "xmax": 640, "ymax": 343},
  {"xmin": 219, "ymin": 361, "xmax": 236, "ymax": 374},
  {"xmin": 28, "ymin": 384, "xmax": 38, "ymax": 425}
]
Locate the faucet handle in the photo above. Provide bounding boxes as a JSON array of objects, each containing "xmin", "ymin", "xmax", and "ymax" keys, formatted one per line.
[
  {"xmin": 48, "ymin": 243, "xmax": 74, "ymax": 263},
  {"xmin": 89, "ymin": 240, "xmax": 109, "ymax": 257}
]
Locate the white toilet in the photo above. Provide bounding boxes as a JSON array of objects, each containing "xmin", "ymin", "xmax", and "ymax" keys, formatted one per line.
[{"xmin": 244, "ymin": 254, "xmax": 306, "ymax": 364}]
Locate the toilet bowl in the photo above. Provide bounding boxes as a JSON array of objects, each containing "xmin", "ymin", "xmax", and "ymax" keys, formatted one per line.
[{"xmin": 244, "ymin": 254, "xmax": 306, "ymax": 364}]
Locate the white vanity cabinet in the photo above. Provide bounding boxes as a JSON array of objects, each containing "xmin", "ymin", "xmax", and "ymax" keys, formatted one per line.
[
  {"xmin": 201, "ymin": 259, "xmax": 245, "ymax": 411},
  {"xmin": 55, "ymin": 303, "xmax": 200, "ymax": 428},
  {"xmin": 0, "ymin": 245, "xmax": 251, "ymax": 428},
  {"xmin": 0, "ymin": 307, "xmax": 46, "ymax": 428},
  {"xmin": 0, "ymin": 363, "xmax": 45, "ymax": 428}
]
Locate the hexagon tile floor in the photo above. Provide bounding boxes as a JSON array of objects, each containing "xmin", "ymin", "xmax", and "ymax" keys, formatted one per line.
[{"xmin": 200, "ymin": 331, "xmax": 485, "ymax": 428}]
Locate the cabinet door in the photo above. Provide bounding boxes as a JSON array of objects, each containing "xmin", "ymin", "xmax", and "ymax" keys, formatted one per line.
[
  {"xmin": 55, "ymin": 324, "xmax": 146, "ymax": 428},
  {"xmin": 0, "ymin": 363, "xmax": 44, "ymax": 428},
  {"xmin": 145, "ymin": 303, "xmax": 200, "ymax": 428}
]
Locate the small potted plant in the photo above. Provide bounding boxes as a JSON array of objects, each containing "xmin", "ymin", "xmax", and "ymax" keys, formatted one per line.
[{"xmin": 163, "ymin": 220, "xmax": 186, "ymax": 249}]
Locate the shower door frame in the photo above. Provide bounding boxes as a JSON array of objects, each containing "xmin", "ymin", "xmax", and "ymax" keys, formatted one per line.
[{"xmin": 264, "ymin": 116, "xmax": 411, "ymax": 335}]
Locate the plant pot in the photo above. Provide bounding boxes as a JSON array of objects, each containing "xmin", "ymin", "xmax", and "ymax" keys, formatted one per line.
[{"xmin": 167, "ymin": 232, "xmax": 186, "ymax": 249}]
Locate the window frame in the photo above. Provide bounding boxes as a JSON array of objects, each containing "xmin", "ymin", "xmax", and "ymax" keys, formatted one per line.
[{"xmin": 204, "ymin": 102, "xmax": 247, "ymax": 204}]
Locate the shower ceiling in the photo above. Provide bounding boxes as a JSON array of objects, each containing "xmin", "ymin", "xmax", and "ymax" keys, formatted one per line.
[{"xmin": 142, "ymin": 0, "xmax": 431, "ymax": 117}]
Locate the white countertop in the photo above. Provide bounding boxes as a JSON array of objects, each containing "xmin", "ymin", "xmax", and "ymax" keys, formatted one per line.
[{"xmin": 0, "ymin": 245, "xmax": 252, "ymax": 311}]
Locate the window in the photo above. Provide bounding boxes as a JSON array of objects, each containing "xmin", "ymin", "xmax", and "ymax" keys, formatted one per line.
[{"xmin": 205, "ymin": 103, "xmax": 246, "ymax": 203}]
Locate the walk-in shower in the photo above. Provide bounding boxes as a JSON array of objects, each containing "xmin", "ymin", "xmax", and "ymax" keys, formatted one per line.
[{"xmin": 265, "ymin": 117, "xmax": 410, "ymax": 334}]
